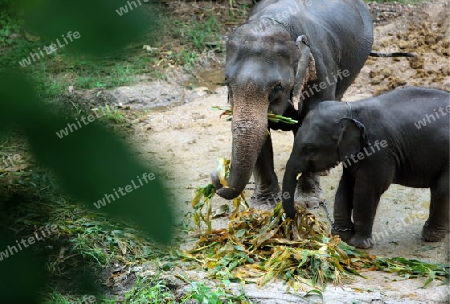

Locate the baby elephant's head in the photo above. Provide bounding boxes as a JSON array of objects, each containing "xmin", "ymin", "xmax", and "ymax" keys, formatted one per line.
[
  {"xmin": 282, "ymin": 102, "xmax": 368, "ymax": 218},
  {"xmin": 293, "ymin": 103, "xmax": 368, "ymax": 173}
]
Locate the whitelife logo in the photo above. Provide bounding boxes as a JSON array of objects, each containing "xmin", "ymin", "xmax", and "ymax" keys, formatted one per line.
[
  {"xmin": 55, "ymin": 108, "xmax": 112, "ymax": 139},
  {"xmin": 0, "ymin": 225, "xmax": 58, "ymax": 262},
  {"xmin": 18, "ymin": 31, "xmax": 81, "ymax": 68},
  {"xmin": 414, "ymin": 105, "xmax": 450, "ymax": 129},
  {"xmin": 93, "ymin": 173, "xmax": 156, "ymax": 209},
  {"xmin": 115, "ymin": 0, "xmax": 150, "ymax": 16}
]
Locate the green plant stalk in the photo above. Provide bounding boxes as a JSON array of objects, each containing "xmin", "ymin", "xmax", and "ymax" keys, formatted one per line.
[{"xmin": 212, "ymin": 106, "xmax": 298, "ymax": 124}]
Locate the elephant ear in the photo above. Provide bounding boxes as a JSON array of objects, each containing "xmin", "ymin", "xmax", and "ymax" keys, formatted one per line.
[
  {"xmin": 337, "ymin": 118, "xmax": 368, "ymax": 161},
  {"xmin": 291, "ymin": 35, "xmax": 317, "ymax": 111}
]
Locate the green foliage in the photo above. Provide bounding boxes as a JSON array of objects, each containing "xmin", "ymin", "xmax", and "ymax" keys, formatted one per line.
[
  {"xmin": 100, "ymin": 105, "xmax": 125, "ymax": 123},
  {"xmin": 183, "ymin": 281, "xmax": 250, "ymax": 304},
  {"xmin": 0, "ymin": 1, "xmax": 229, "ymax": 96},
  {"xmin": 164, "ymin": 14, "xmax": 223, "ymax": 68},
  {"xmin": 187, "ymin": 195, "xmax": 449, "ymax": 290},
  {"xmin": 1, "ymin": 71, "xmax": 174, "ymax": 243},
  {"xmin": 0, "ymin": 2, "xmax": 165, "ymax": 96},
  {"xmin": 0, "ymin": 1, "xmax": 174, "ymax": 302},
  {"xmin": 187, "ymin": 16, "xmax": 222, "ymax": 52},
  {"xmin": 123, "ymin": 276, "xmax": 177, "ymax": 304},
  {"xmin": 184, "ymin": 282, "xmax": 227, "ymax": 303},
  {"xmin": 365, "ymin": 0, "xmax": 423, "ymax": 3},
  {"xmin": 45, "ymin": 291, "xmax": 72, "ymax": 304},
  {"xmin": 0, "ymin": 233, "xmax": 48, "ymax": 303},
  {"xmin": 46, "ymin": 291, "xmax": 99, "ymax": 304},
  {"xmin": 20, "ymin": 0, "xmax": 154, "ymax": 56},
  {"xmin": 0, "ymin": 9, "xmax": 22, "ymax": 46},
  {"xmin": 212, "ymin": 106, "xmax": 299, "ymax": 124},
  {"xmin": 373, "ymin": 257, "xmax": 450, "ymax": 287}
]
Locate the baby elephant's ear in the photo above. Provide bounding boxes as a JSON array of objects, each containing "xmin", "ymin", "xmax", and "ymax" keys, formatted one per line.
[{"xmin": 337, "ymin": 118, "xmax": 368, "ymax": 161}]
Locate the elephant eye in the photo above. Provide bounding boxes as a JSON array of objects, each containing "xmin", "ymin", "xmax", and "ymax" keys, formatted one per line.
[
  {"xmin": 303, "ymin": 145, "xmax": 315, "ymax": 155},
  {"xmin": 269, "ymin": 83, "xmax": 283, "ymax": 101},
  {"xmin": 273, "ymin": 84, "xmax": 282, "ymax": 91}
]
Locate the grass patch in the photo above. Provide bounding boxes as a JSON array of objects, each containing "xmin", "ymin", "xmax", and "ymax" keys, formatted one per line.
[
  {"xmin": 183, "ymin": 281, "xmax": 250, "ymax": 303},
  {"xmin": 98, "ymin": 105, "xmax": 125, "ymax": 123},
  {"xmin": 122, "ymin": 275, "xmax": 178, "ymax": 303},
  {"xmin": 0, "ymin": 136, "xmax": 176, "ymax": 300},
  {"xmin": 0, "ymin": 2, "xmax": 233, "ymax": 98},
  {"xmin": 366, "ymin": 0, "xmax": 424, "ymax": 4}
]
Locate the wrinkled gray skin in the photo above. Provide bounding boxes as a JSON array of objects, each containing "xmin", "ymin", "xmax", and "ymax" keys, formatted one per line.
[
  {"xmin": 282, "ymin": 87, "xmax": 450, "ymax": 248},
  {"xmin": 211, "ymin": 0, "xmax": 373, "ymax": 205}
]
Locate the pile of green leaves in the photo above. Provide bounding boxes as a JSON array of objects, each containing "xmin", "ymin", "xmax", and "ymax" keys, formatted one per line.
[{"xmin": 186, "ymin": 159, "xmax": 449, "ymax": 290}]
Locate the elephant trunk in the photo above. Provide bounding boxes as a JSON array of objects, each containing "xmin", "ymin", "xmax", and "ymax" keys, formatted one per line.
[
  {"xmin": 214, "ymin": 97, "xmax": 268, "ymax": 199},
  {"xmin": 282, "ymin": 156, "xmax": 301, "ymax": 218}
]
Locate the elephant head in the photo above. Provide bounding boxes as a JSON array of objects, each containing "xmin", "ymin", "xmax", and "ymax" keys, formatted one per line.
[
  {"xmin": 282, "ymin": 103, "xmax": 368, "ymax": 217},
  {"xmin": 213, "ymin": 23, "xmax": 317, "ymax": 200}
]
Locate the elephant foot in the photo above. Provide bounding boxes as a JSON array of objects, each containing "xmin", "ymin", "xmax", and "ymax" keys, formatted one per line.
[
  {"xmin": 331, "ymin": 225, "xmax": 354, "ymax": 242},
  {"xmin": 250, "ymin": 192, "xmax": 281, "ymax": 210},
  {"xmin": 294, "ymin": 172, "xmax": 324, "ymax": 209},
  {"xmin": 422, "ymin": 222, "xmax": 447, "ymax": 242},
  {"xmin": 348, "ymin": 234, "xmax": 374, "ymax": 249}
]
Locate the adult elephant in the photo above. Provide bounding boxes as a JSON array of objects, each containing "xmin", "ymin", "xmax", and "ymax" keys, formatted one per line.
[{"xmin": 212, "ymin": 0, "xmax": 373, "ymax": 206}]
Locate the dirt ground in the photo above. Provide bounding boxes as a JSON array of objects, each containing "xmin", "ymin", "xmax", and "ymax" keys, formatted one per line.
[{"xmin": 85, "ymin": 1, "xmax": 450, "ymax": 303}]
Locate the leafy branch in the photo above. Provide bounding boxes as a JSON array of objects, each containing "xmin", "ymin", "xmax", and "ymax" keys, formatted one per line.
[{"xmin": 212, "ymin": 106, "xmax": 298, "ymax": 124}]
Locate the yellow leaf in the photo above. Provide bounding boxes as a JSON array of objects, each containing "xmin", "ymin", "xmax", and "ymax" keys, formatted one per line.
[
  {"xmin": 217, "ymin": 157, "xmax": 230, "ymax": 187},
  {"xmin": 318, "ymin": 245, "xmax": 328, "ymax": 254},
  {"xmin": 192, "ymin": 190, "xmax": 203, "ymax": 208}
]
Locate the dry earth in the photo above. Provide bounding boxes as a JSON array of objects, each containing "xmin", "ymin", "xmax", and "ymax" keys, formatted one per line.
[{"xmin": 78, "ymin": 1, "xmax": 450, "ymax": 303}]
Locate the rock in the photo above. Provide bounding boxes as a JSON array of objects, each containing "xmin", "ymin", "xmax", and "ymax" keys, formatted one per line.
[
  {"xmin": 370, "ymin": 76, "xmax": 383, "ymax": 85},
  {"xmin": 409, "ymin": 58, "xmax": 424, "ymax": 69},
  {"xmin": 193, "ymin": 86, "xmax": 210, "ymax": 96},
  {"xmin": 425, "ymin": 36, "xmax": 436, "ymax": 45},
  {"xmin": 101, "ymin": 82, "xmax": 189, "ymax": 110},
  {"xmin": 398, "ymin": 40, "xmax": 410, "ymax": 49},
  {"xmin": 381, "ymin": 67, "xmax": 393, "ymax": 77}
]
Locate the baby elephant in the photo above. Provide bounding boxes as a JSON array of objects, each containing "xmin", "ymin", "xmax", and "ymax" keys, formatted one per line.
[{"xmin": 282, "ymin": 87, "xmax": 449, "ymax": 248}]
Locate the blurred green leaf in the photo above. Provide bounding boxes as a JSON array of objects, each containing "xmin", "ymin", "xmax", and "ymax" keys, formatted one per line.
[
  {"xmin": 0, "ymin": 235, "xmax": 47, "ymax": 304},
  {"xmin": 0, "ymin": 70, "xmax": 174, "ymax": 244},
  {"xmin": 0, "ymin": 0, "xmax": 172, "ymax": 301},
  {"xmin": 19, "ymin": 0, "xmax": 158, "ymax": 56}
]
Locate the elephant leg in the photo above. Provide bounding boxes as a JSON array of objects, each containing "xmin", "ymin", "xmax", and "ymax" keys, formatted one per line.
[
  {"xmin": 423, "ymin": 170, "xmax": 449, "ymax": 242},
  {"xmin": 294, "ymin": 172, "xmax": 324, "ymax": 208},
  {"xmin": 251, "ymin": 134, "xmax": 280, "ymax": 206},
  {"xmin": 349, "ymin": 168, "xmax": 393, "ymax": 249},
  {"xmin": 331, "ymin": 169, "xmax": 355, "ymax": 242}
]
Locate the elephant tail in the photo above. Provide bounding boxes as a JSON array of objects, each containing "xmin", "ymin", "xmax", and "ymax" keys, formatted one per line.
[{"xmin": 369, "ymin": 51, "xmax": 415, "ymax": 58}]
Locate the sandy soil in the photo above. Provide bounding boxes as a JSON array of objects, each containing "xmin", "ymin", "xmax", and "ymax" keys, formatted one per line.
[{"xmin": 87, "ymin": 1, "xmax": 450, "ymax": 302}]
